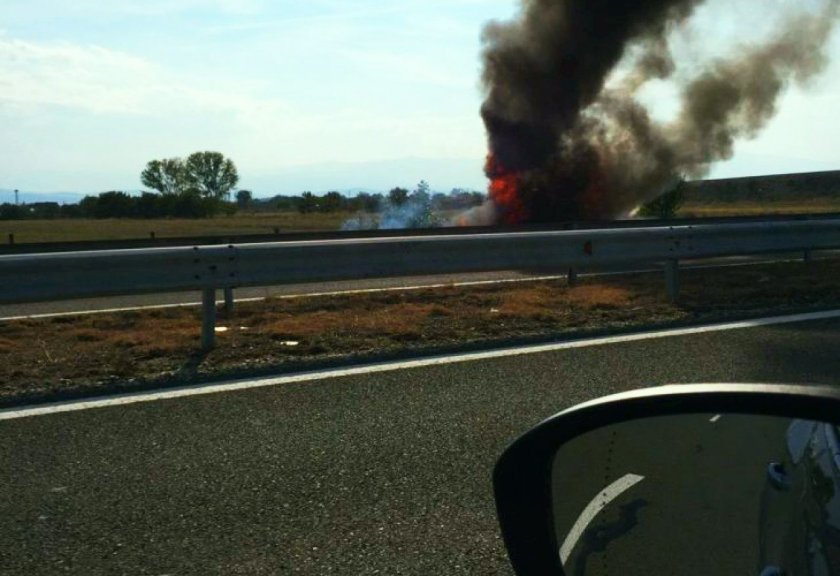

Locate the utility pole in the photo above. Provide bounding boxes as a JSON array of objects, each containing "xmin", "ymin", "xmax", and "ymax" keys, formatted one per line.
[{"xmin": 14, "ymin": 189, "xmax": 19, "ymax": 205}]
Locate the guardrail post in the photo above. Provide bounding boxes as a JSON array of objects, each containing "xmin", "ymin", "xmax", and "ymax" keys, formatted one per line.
[
  {"xmin": 567, "ymin": 267, "xmax": 578, "ymax": 287},
  {"xmin": 7, "ymin": 233, "xmax": 13, "ymax": 246},
  {"xmin": 202, "ymin": 288, "xmax": 217, "ymax": 350},
  {"xmin": 665, "ymin": 259, "xmax": 680, "ymax": 302},
  {"xmin": 224, "ymin": 287, "xmax": 234, "ymax": 314},
  {"xmin": 804, "ymin": 249, "xmax": 813, "ymax": 263}
]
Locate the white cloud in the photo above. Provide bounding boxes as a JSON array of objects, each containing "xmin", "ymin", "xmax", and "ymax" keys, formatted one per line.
[
  {"xmin": 0, "ymin": 37, "xmax": 292, "ymax": 118},
  {"xmin": 4, "ymin": 0, "xmax": 270, "ymax": 19},
  {"xmin": 0, "ymin": 34, "xmax": 487, "ymax": 190},
  {"xmin": 0, "ymin": 39, "xmax": 156, "ymax": 114}
]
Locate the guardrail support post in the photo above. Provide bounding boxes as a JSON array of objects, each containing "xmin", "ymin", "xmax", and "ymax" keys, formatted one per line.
[
  {"xmin": 224, "ymin": 287, "xmax": 234, "ymax": 314},
  {"xmin": 202, "ymin": 288, "xmax": 217, "ymax": 350},
  {"xmin": 665, "ymin": 259, "xmax": 680, "ymax": 303},
  {"xmin": 804, "ymin": 249, "xmax": 813, "ymax": 263},
  {"xmin": 567, "ymin": 267, "xmax": 578, "ymax": 287}
]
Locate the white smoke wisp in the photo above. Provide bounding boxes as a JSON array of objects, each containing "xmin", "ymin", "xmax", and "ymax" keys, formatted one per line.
[{"xmin": 341, "ymin": 193, "xmax": 444, "ymax": 231}]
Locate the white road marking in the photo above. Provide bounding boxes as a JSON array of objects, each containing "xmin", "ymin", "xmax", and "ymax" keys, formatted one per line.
[
  {"xmin": 559, "ymin": 474, "xmax": 646, "ymax": 565},
  {"xmin": 2, "ymin": 308, "xmax": 840, "ymax": 421},
  {"xmin": 710, "ymin": 415, "xmax": 722, "ymax": 423}
]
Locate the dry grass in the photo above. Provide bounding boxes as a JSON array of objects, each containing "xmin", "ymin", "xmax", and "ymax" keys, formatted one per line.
[
  {"xmin": 680, "ymin": 200, "xmax": 840, "ymax": 217},
  {"xmin": 7, "ymin": 202, "xmax": 840, "ymax": 245},
  {"xmin": 1, "ymin": 212, "xmax": 355, "ymax": 244},
  {"xmin": 2, "ymin": 257, "xmax": 840, "ymax": 406}
]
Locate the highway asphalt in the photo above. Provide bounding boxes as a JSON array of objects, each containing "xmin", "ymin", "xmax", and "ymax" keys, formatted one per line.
[{"xmin": 2, "ymin": 316, "xmax": 840, "ymax": 575}]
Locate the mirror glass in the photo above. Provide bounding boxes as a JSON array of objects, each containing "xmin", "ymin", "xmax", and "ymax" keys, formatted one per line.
[{"xmin": 552, "ymin": 414, "xmax": 840, "ymax": 575}]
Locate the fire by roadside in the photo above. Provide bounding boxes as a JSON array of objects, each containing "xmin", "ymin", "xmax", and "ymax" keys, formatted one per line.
[{"xmin": 1, "ymin": 258, "xmax": 839, "ymax": 408}]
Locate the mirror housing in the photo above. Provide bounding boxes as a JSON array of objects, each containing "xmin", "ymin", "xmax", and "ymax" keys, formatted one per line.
[{"xmin": 494, "ymin": 383, "xmax": 840, "ymax": 576}]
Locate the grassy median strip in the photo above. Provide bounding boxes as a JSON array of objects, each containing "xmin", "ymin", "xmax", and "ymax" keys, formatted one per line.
[{"xmin": 2, "ymin": 258, "xmax": 840, "ymax": 407}]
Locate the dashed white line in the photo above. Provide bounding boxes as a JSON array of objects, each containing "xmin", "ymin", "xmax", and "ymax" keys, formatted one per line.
[
  {"xmin": 710, "ymin": 415, "xmax": 722, "ymax": 423},
  {"xmin": 559, "ymin": 473, "xmax": 646, "ymax": 565},
  {"xmin": 1, "ymin": 308, "xmax": 840, "ymax": 421}
]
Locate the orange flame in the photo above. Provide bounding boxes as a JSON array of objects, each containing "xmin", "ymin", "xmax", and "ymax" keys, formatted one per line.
[{"xmin": 485, "ymin": 153, "xmax": 526, "ymax": 225}]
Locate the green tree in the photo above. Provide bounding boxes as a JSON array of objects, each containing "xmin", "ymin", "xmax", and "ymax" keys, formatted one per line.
[
  {"xmin": 136, "ymin": 192, "xmax": 163, "ymax": 218},
  {"xmin": 271, "ymin": 195, "xmax": 298, "ymax": 211},
  {"xmin": 639, "ymin": 178, "xmax": 687, "ymax": 219},
  {"xmin": 172, "ymin": 190, "xmax": 220, "ymax": 218},
  {"xmin": 79, "ymin": 196, "xmax": 99, "ymax": 218},
  {"xmin": 94, "ymin": 191, "xmax": 135, "ymax": 218},
  {"xmin": 410, "ymin": 180, "xmax": 431, "ymax": 206},
  {"xmin": 298, "ymin": 191, "xmax": 317, "ymax": 214},
  {"xmin": 319, "ymin": 191, "xmax": 345, "ymax": 213},
  {"xmin": 354, "ymin": 192, "xmax": 380, "ymax": 212},
  {"xmin": 183, "ymin": 151, "xmax": 239, "ymax": 201},
  {"xmin": 0, "ymin": 204, "xmax": 24, "ymax": 220},
  {"xmin": 388, "ymin": 187, "xmax": 409, "ymax": 207},
  {"xmin": 141, "ymin": 158, "xmax": 185, "ymax": 195},
  {"xmin": 236, "ymin": 189, "xmax": 253, "ymax": 209}
]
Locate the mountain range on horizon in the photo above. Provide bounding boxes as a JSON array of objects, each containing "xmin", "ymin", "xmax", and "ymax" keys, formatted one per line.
[{"xmin": 0, "ymin": 189, "xmax": 87, "ymax": 204}]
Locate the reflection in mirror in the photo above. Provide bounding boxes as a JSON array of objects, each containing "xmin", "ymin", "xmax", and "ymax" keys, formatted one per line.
[{"xmin": 552, "ymin": 414, "xmax": 840, "ymax": 575}]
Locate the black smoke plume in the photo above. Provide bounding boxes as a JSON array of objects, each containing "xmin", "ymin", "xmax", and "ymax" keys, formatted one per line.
[{"xmin": 481, "ymin": 0, "xmax": 840, "ymax": 222}]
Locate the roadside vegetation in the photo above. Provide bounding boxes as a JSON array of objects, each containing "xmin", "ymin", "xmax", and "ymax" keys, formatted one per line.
[
  {"xmin": 1, "ymin": 257, "xmax": 839, "ymax": 407},
  {"xmin": 679, "ymin": 199, "xmax": 840, "ymax": 217},
  {"xmin": 677, "ymin": 170, "xmax": 840, "ymax": 217}
]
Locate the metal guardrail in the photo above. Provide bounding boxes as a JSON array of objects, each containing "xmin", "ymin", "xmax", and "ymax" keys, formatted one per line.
[{"xmin": 2, "ymin": 219, "xmax": 839, "ymax": 349}]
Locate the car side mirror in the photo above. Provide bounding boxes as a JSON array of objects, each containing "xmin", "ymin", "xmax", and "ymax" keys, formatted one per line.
[{"xmin": 493, "ymin": 384, "xmax": 840, "ymax": 576}]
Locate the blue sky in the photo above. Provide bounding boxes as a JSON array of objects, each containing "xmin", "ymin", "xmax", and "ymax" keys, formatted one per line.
[{"xmin": 1, "ymin": 0, "xmax": 839, "ymax": 198}]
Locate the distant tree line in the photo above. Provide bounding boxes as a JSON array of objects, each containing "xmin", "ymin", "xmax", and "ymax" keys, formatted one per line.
[
  {"xmin": 1, "ymin": 163, "xmax": 486, "ymax": 222},
  {"xmin": 80, "ymin": 191, "xmax": 237, "ymax": 219},
  {"xmin": 246, "ymin": 185, "xmax": 486, "ymax": 215},
  {"xmin": 0, "ymin": 202, "xmax": 79, "ymax": 220},
  {"xmin": 0, "ymin": 192, "xmax": 235, "ymax": 220}
]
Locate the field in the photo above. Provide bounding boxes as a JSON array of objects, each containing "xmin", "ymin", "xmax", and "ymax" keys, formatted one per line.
[
  {"xmin": 1, "ymin": 212, "xmax": 355, "ymax": 244},
  {"xmin": 3, "ymin": 198, "xmax": 840, "ymax": 245},
  {"xmin": 679, "ymin": 199, "xmax": 840, "ymax": 217}
]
